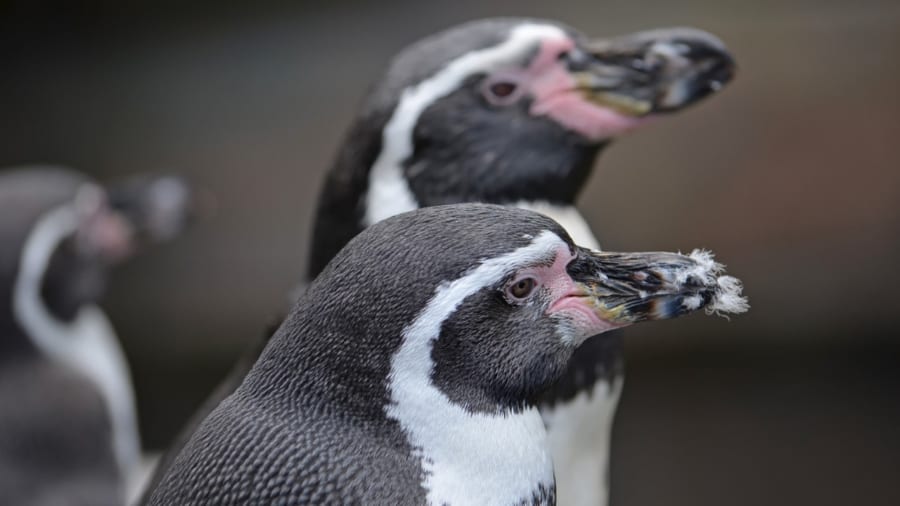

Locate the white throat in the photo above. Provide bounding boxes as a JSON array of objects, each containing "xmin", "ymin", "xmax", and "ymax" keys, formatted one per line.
[
  {"xmin": 386, "ymin": 231, "xmax": 568, "ymax": 505},
  {"xmin": 11, "ymin": 201, "xmax": 141, "ymax": 497},
  {"xmin": 363, "ymin": 23, "xmax": 568, "ymax": 227},
  {"xmin": 543, "ymin": 378, "xmax": 623, "ymax": 506}
]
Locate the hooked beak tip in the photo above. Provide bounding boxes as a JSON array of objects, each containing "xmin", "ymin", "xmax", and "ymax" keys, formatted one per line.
[{"xmin": 573, "ymin": 27, "xmax": 736, "ymax": 116}]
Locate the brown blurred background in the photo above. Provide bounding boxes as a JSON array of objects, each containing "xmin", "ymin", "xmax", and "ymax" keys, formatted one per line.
[{"xmin": 2, "ymin": 1, "xmax": 899, "ymax": 504}]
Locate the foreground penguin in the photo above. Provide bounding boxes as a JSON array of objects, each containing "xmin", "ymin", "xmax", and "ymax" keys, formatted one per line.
[
  {"xmin": 0, "ymin": 166, "xmax": 193, "ymax": 505},
  {"xmin": 149, "ymin": 204, "xmax": 747, "ymax": 505}
]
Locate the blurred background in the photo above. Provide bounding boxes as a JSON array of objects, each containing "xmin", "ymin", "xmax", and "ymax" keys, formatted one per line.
[{"xmin": 2, "ymin": 0, "xmax": 899, "ymax": 504}]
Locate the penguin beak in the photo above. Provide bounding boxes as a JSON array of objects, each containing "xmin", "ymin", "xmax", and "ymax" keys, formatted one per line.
[
  {"xmin": 567, "ymin": 28, "xmax": 735, "ymax": 116},
  {"xmin": 106, "ymin": 175, "xmax": 208, "ymax": 244},
  {"xmin": 563, "ymin": 248, "xmax": 748, "ymax": 326}
]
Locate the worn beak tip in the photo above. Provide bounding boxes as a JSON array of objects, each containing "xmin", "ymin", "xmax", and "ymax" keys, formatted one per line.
[
  {"xmin": 681, "ymin": 250, "xmax": 749, "ymax": 318},
  {"xmin": 706, "ymin": 275, "xmax": 750, "ymax": 318},
  {"xmin": 575, "ymin": 248, "xmax": 749, "ymax": 327}
]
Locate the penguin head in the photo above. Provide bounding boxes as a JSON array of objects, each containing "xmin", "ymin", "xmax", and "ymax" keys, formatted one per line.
[
  {"xmin": 364, "ymin": 18, "xmax": 734, "ymax": 206},
  {"xmin": 0, "ymin": 167, "xmax": 195, "ymax": 341},
  {"xmin": 293, "ymin": 204, "xmax": 742, "ymax": 413},
  {"xmin": 105, "ymin": 173, "xmax": 199, "ymax": 245},
  {"xmin": 311, "ymin": 18, "xmax": 735, "ymax": 278}
]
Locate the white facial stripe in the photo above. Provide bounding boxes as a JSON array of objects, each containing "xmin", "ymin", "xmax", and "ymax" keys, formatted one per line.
[
  {"xmin": 11, "ymin": 197, "xmax": 141, "ymax": 497},
  {"xmin": 364, "ymin": 23, "xmax": 569, "ymax": 227},
  {"xmin": 386, "ymin": 230, "xmax": 566, "ymax": 505}
]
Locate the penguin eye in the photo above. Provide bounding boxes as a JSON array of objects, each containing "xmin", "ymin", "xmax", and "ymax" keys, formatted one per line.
[
  {"xmin": 482, "ymin": 74, "xmax": 524, "ymax": 106},
  {"xmin": 506, "ymin": 277, "xmax": 537, "ymax": 301},
  {"xmin": 489, "ymin": 82, "xmax": 517, "ymax": 98}
]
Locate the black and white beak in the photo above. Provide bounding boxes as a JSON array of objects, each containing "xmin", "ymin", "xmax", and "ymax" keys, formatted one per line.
[
  {"xmin": 555, "ymin": 248, "xmax": 748, "ymax": 335},
  {"xmin": 567, "ymin": 27, "xmax": 735, "ymax": 116}
]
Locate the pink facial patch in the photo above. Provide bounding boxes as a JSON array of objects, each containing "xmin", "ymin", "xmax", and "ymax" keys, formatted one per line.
[
  {"xmin": 528, "ymin": 247, "xmax": 625, "ymax": 338},
  {"xmin": 549, "ymin": 293, "xmax": 623, "ymax": 336},
  {"xmin": 74, "ymin": 189, "xmax": 135, "ymax": 262},
  {"xmin": 522, "ymin": 38, "xmax": 651, "ymax": 141},
  {"xmin": 83, "ymin": 210, "xmax": 135, "ymax": 262}
]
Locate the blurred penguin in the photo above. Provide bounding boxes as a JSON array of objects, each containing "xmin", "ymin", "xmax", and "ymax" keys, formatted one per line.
[{"xmin": 0, "ymin": 166, "xmax": 194, "ymax": 505}]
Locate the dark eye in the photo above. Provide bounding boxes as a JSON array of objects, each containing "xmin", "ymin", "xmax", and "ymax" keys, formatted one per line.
[
  {"xmin": 507, "ymin": 277, "xmax": 537, "ymax": 300},
  {"xmin": 482, "ymin": 73, "xmax": 524, "ymax": 106},
  {"xmin": 489, "ymin": 81, "xmax": 518, "ymax": 98}
]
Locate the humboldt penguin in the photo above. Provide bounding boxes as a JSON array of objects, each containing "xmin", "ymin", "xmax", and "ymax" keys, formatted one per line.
[{"xmin": 148, "ymin": 203, "xmax": 747, "ymax": 505}]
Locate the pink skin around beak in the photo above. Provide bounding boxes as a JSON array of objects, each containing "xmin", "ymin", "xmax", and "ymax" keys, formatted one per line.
[
  {"xmin": 74, "ymin": 185, "xmax": 136, "ymax": 263},
  {"xmin": 522, "ymin": 38, "xmax": 653, "ymax": 141},
  {"xmin": 524, "ymin": 247, "xmax": 626, "ymax": 343},
  {"xmin": 507, "ymin": 28, "xmax": 736, "ymax": 141}
]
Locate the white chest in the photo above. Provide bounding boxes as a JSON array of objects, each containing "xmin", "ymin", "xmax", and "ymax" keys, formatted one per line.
[
  {"xmin": 397, "ymin": 401, "xmax": 555, "ymax": 505},
  {"xmin": 541, "ymin": 378, "xmax": 623, "ymax": 506}
]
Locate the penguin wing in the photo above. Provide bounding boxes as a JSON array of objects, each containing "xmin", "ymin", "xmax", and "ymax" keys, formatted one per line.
[{"xmin": 0, "ymin": 357, "xmax": 121, "ymax": 505}]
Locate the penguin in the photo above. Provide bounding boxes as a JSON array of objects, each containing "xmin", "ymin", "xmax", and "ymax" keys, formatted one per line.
[
  {"xmin": 0, "ymin": 166, "xmax": 194, "ymax": 505},
  {"xmin": 305, "ymin": 19, "xmax": 735, "ymax": 506},
  {"xmin": 145, "ymin": 18, "xmax": 736, "ymax": 505},
  {"xmin": 308, "ymin": 19, "xmax": 735, "ymax": 276},
  {"xmin": 147, "ymin": 203, "xmax": 747, "ymax": 505}
]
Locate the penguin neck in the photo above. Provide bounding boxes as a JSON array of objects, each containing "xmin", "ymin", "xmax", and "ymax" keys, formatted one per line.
[
  {"xmin": 362, "ymin": 143, "xmax": 604, "ymax": 230},
  {"xmin": 307, "ymin": 139, "xmax": 603, "ymax": 282},
  {"xmin": 11, "ymin": 203, "xmax": 140, "ymax": 494},
  {"xmin": 388, "ymin": 342, "xmax": 554, "ymax": 506}
]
